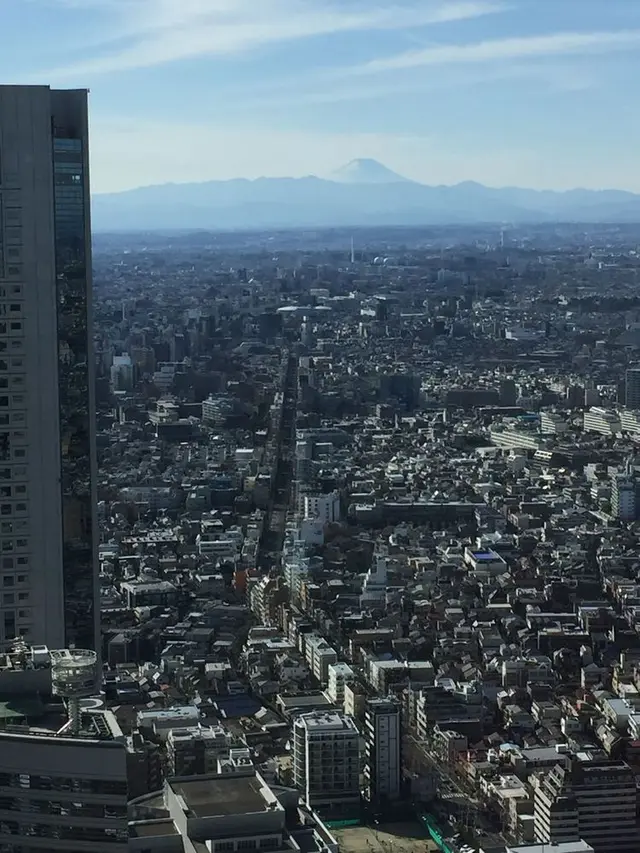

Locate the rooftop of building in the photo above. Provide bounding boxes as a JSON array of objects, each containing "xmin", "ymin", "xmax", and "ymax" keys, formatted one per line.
[
  {"xmin": 129, "ymin": 820, "xmax": 180, "ymax": 838},
  {"xmin": 329, "ymin": 663, "xmax": 354, "ymax": 674},
  {"xmin": 366, "ymin": 698, "xmax": 400, "ymax": 712},
  {"xmin": 171, "ymin": 772, "xmax": 281, "ymax": 818},
  {"xmin": 0, "ymin": 707, "xmax": 124, "ymax": 743},
  {"xmin": 296, "ymin": 711, "xmax": 358, "ymax": 732}
]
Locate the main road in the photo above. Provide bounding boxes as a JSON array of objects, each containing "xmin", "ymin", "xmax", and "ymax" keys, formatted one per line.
[{"xmin": 257, "ymin": 352, "xmax": 298, "ymax": 571}]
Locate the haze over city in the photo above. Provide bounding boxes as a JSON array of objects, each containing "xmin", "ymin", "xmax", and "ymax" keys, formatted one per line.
[{"xmin": 2, "ymin": 0, "xmax": 640, "ymax": 194}]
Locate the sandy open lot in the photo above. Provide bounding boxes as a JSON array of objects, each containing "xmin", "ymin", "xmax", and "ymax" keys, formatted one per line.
[{"xmin": 332, "ymin": 822, "xmax": 438, "ymax": 853}]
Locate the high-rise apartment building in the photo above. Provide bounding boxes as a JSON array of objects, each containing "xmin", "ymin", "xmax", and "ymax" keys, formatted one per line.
[
  {"xmin": 364, "ymin": 698, "xmax": 402, "ymax": 808},
  {"xmin": 0, "ymin": 86, "xmax": 98, "ymax": 651},
  {"xmin": 292, "ymin": 711, "xmax": 360, "ymax": 813},
  {"xmin": 534, "ymin": 753, "xmax": 638, "ymax": 852},
  {"xmin": 611, "ymin": 473, "xmax": 639, "ymax": 521}
]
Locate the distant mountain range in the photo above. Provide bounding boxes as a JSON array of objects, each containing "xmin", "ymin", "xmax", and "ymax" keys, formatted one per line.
[{"xmin": 92, "ymin": 158, "xmax": 640, "ymax": 231}]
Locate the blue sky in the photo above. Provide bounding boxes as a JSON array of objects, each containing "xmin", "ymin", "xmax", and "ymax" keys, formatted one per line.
[{"xmin": 2, "ymin": 0, "xmax": 640, "ymax": 193}]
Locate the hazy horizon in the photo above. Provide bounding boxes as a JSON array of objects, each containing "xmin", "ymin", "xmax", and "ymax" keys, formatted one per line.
[
  {"xmin": 3, "ymin": 1, "xmax": 640, "ymax": 195},
  {"xmin": 93, "ymin": 157, "xmax": 640, "ymax": 197}
]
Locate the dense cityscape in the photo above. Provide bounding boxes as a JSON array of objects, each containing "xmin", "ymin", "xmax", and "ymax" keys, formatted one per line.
[{"xmin": 6, "ymin": 86, "xmax": 640, "ymax": 853}]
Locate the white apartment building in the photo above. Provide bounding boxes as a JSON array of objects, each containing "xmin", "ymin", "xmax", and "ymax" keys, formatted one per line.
[
  {"xmin": 300, "ymin": 491, "xmax": 341, "ymax": 523},
  {"xmin": 148, "ymin": 398, "xmax": 179, "ymax": 425},
  {"xmin": 490, "ymin": 426, "xmax": 542, "ymax": 452},
  {"xmin": 540, "ymin": 411, "xmax": 568, "ymax": 435},
  {"xmin": 327, "ymin": 662, "xmax": 355, "ymax": 705},
  {"xmin": 583, "ymin": 407, "xmax": 621, "ymax": 436},
  {"xmin": 611, "ymin": 474, "xmax": 637, "ymax": 521},
  {"xmin": 197, "ymin": 536, "xmax": 240, "ymax": 559},
  {"xmin": 284, "ymin": 545, "xmax": 311, "ymax": 608},
  {"xmin": 293, "ymin": 712, "xmax": 360, "ymax": 811},
  {"xmin": 463, "ymin": 546, "xmax": 507, "ymax": 574},
  {"xmin": 360, "ymin": 555, "xmax": 388, "ymax": 607},
  {"xmin": 202, "ymin": 394, "xmax": 234, "ymax": 425},
  {"xmin": 619, "ymin": 408, "xmax": 640, "ymax": 435},
  {"xmin": 303, "ymin": 634, "xmax": 338, "ymax": 684},
  {"xmin": 110, "ymin": 353, "xmax": 134, "ymax": 391}
]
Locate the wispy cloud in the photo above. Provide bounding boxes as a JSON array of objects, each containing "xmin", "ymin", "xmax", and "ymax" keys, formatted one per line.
[
  {"xmin": 250, "ymin": 59, "xmax": 598, "ymax": 108},
  {"xmin": 344, "ymin": 29, "xmax": 640, "ymax": 75},
  {"xmin": 46, "ymin": 0, "xmax": 506, "ymax": 77}
]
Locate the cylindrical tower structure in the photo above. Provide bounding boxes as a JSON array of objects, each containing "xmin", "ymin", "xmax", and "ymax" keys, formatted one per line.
[{"xmin": 50, "ymin": 648, "xmax": 98, "ymax": 736}]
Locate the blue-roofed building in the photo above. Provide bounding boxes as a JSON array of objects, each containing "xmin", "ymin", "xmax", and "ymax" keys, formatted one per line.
[{"xmin": 464, "ymin": 546, "xmax": 508, "ymax": 574}]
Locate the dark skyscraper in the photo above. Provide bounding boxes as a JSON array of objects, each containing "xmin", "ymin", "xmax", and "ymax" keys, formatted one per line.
[
  {"xmin": 0, "ymin": 85, "xmax": 98, "ymax": 651},
  {"xmin": 625, "ymin": 368, "xmax": 640, "ymax": 410}
]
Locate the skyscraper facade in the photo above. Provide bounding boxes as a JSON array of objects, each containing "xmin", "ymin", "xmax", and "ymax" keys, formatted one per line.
[
  {"xmin": 625, "ymin": 367, "xmax": 640, "ymax": 409},
  {"xmin": 0, "ymin": 85, "xmax": 98, "ymax": 651}
]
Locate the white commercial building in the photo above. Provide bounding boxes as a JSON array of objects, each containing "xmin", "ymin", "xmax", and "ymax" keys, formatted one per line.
[
  {"xmin": 110, "ymin": 353, "xmax": 134, "ymax": 391},
  {"xmin": 293, "ymin": 712, "xmax": 360, "ymax": 811},
  {"xmin": 583, "ymin": 407, "xmax": 621, "ymax": 436},
  {"xmin": 360, "ymin": 555, "xmax": 388, "ymax": 607},
  {"xmin": 490, "ymin": 426, "xmax": 542, "ymax": 452},
  {"xmin": 0, "ymin": 85, "xmax": 98, "ymax": 651},
  {"xmin": 304, "ymin": 634, "xmax": 338, "ymax": 684},
  {"xmin": 283, "ymin": 544, "xmax": 311, "ymax": 609},
  {"xmin": 464, "ymin": 546, "xmax": 508, "ymax": 574},
  {"xmin": 611, "ymin": 474, "xmax": 638, "ymax": 521},
  {"xmin": 300, "ymin": 491, "xmax": 341, "ymax": 524},
  {"xmin": 327, "ymin": 662, "xmax": 355, "ymax": 705},
  {"xmin": 540, "ymin": 411, "xmax": 568, "ymax": 435},
  {"xmin": 619, "ymin": 408, "xmax": 640, "ymax": 435}
]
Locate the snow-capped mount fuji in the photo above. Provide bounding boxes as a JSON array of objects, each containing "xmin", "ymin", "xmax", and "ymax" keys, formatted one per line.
[{"xmin": 329, "ymin": 158, "xmax": 412, "ymax": 184}]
